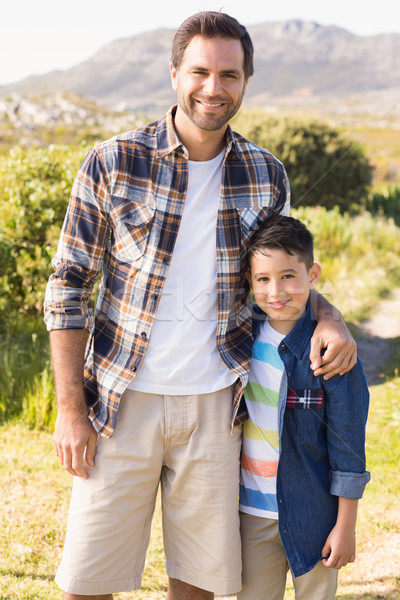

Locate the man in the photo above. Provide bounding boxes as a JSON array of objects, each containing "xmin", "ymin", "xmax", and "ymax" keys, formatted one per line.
[{"xmin": 44, "ymin": 11, "xmax": 356, "ymax": 600}]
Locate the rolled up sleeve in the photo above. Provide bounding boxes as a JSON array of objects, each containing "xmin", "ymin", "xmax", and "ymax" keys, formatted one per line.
[
  {"xmin": 330, "ymin": 469, "xmax": 371, "ymax": 499},
  {"xmin": 44, "ymin": 148, "xmax": 110, "ymax": 331}
]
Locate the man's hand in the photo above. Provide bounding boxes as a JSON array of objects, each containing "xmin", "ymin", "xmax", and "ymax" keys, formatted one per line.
[
  {"xmin": 310, "ymin": 318, "xmax": 357, "ymax": 379},
  {"xmin": 309, "ymin": 290, "xmax": 357, "ymax": 379},
  {"xmin": 54, "ymin": 406, "xmax": 98, "ymax": 478}
]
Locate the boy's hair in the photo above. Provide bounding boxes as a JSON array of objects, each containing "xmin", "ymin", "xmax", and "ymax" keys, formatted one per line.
[
  {"xmin": 171, "ymin": 11, "xmax": 254, "ymax": 80},
  {"xmin": 246, "ymin": 215, "xmax": 315, "ymax": 271}
]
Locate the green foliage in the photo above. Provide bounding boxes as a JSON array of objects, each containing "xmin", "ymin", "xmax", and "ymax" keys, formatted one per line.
[
  {"xmin": 0, "ymin": 317, "xmax": 51, "ymax": 424},
  {"xmin": 0, "ymin": 144, "xmax": 87, "ymax": 318},
  {"xmin": 363, "ymin": 185, "xmax": 400, "ymax": 226},
  {"xmin": 292, "ymin": 206, "xmax": 400, "ymax": 323},
  {"xmin": 233, "ymin": 109, "xmax": 373, "ymax": 211}
]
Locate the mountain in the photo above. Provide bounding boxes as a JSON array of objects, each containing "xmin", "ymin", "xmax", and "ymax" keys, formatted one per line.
[{"xmin": 1, "ymin": 20, "xmax": 399, "ymax": 112}]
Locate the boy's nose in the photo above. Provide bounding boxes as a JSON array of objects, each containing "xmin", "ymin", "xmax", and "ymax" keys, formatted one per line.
[{"xmin": 268, "ymin": 280, "xmax": 282, "ymax": 299}]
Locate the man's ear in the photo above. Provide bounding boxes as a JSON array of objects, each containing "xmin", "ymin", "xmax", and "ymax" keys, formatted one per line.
[
  {"xmin": 243, "ymin": 76, "xmax": 250, "ymax": 97},
  {"xmin": 170, "ymin": 62, "xmax": 178, "ymax": 91},
  {"xmin": 309, "ymin": 263, "xmax": 321, "ymax": 289}
]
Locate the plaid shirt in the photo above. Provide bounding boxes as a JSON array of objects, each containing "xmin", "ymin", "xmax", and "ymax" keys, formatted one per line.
[{"xmin": 44, "ymin": 106, "xmax": 290, "ymax": 437}]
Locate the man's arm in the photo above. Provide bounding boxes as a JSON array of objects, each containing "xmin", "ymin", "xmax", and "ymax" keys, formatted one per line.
[
  {"xmin": 309, "ymin": 290, "xmax": 357, "ymax": 379},
  {"xmin": 51, "ymin": 328, "xmax": 98, "ymax": 479}
]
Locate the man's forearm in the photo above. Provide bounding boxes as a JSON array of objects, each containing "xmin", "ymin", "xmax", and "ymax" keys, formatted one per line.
[
  {"xmin": 50, "ymin": 328, "xmax": 89, "ymax": 413},
  {"xmin": 309, "ymin": 289, "xmax": 343, "ymax": 323}
]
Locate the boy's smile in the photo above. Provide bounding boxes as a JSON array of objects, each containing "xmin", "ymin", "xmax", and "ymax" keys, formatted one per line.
[{"xmin": 248, "ymin": 248, "xmax": 321, "ymax": 334}]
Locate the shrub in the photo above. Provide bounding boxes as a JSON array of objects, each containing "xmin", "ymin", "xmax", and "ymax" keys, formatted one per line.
[
  {"xmin": 233, "ymin": 110, "xmax": 373, "ymax": 211},
  {"xmin": 0, "ymin": 144, "xmax": 87, "ymax": 318},
  {"xmin": 364, "ymin": 185, "xmax": 400, "ymax": 226}
]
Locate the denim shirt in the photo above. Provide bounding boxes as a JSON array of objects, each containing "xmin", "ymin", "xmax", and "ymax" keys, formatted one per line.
[{"xmin": 252, "ymin": 302, "xmax": 370, "ymax": 577}]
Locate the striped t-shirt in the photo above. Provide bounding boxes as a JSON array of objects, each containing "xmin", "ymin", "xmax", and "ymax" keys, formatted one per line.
[{"xmin": 239, "ymin": 319, "xmax": 285, "ymax": 519}]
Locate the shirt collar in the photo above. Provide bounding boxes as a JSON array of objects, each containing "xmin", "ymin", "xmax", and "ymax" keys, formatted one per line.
[
  {"xmin": 252, "ymin": 302, "xmax": 316, "ymax": 360},
  {"xmin": 281, "ymin": 302, "xmax": 316, "ymax": 359},
  {"xmin": 156, "ymin": 105, "xmax": 245, "ymax": 161}
]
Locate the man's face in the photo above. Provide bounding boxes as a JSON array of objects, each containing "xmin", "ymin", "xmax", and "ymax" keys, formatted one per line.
[{"xmin": 170, "ymin": 35, "xmax": 248, "ymax": 133}]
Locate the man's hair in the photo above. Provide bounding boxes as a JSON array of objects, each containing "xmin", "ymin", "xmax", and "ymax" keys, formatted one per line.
[
  {"xmin": 171, "ymin": 11, "xmax": 254, "ymax": 80},
  {"xmin": 246, "ymin": 215, "xmax": 315, "ymax": 271}
]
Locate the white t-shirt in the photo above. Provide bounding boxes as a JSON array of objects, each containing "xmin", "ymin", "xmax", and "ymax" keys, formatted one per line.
[{"xmin": 130, "ymin": 149, "xmax": 236, "ymax": 394}]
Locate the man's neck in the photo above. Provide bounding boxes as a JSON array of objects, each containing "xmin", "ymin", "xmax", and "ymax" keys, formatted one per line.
[{"xmin": 174, "ymin": 107, "xmax": 227, "ymax": 161}]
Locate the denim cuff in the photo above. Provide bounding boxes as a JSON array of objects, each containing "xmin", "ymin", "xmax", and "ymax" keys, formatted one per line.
[{"xmin": 330, "ymin": 470, "xmax": 371, "ymax": 499}]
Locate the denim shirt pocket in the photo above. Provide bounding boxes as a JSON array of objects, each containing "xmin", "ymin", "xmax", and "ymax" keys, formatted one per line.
[
  {"xmin": 110, "ymin": 200, "xmax": 155, "ymax": 262},
  {"xmin": 285, "ymin": 388, "xmax": 325, "ymax": 433}
]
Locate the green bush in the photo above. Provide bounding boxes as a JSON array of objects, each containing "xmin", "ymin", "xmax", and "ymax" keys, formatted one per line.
[
  {"xmin": 0, "ymin": 144, "xmax": 87, "ymax": 319},
  {"xmin": 292, "ymin": 206, "xmax": 400, "ymax": 323},
  {"xmin": 364, "ymin": 185, "xmax": 400, "ymax": 226},
  {"xmin": 233, "ymin": 110, "xmax": 373, "ymax": 211}
]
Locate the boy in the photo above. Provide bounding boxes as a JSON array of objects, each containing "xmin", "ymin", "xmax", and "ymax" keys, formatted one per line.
[{"xmin": 238, "ymin": 215, "xmax": 370, "ymax": 600}]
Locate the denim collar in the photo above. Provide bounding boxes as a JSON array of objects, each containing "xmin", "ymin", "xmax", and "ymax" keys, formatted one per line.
[{"xmin": 253, "ymin": 301, "xmax": 316, "ymax": 360}]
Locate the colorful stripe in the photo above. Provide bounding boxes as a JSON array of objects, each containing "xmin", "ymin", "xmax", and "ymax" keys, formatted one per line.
[
  {"xmin": 240, "ymin": 485, "xmax": 278, "ymax": 514},
  {"xmin": 241, "ymin": 452, "xmax": 278, "ymax": 478},
  {"xmin": 252, "ymin": 340, "xmax": 284, "ymax": 370},
  {"xmin": 245, "ymin": 381, "xmax": 279, "ymax": 408}
]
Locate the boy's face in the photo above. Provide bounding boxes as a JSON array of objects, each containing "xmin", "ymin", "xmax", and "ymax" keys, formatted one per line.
[{"xmin": 248, "ymin": 248, "xmax": 321, "ymax": 334}]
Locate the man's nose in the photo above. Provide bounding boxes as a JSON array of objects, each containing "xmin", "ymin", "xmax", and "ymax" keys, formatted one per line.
[{"xmin": 203, "ymin": 74, "xmax": 222, "ymax": 96}]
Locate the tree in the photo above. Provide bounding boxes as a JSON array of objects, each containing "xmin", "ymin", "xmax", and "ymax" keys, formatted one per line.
[{"xmin": 233, "ymin": 110, "xmax": 373, "ymax": 211}]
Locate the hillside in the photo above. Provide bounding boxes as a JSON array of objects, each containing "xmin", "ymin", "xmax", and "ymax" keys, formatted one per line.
[{"xmin": 1, "ymin": 20, "xmax": 399, "ymax": 112}]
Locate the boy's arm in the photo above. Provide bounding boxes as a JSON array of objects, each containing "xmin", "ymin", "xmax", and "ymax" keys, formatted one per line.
[
  {"xmin": 322, "ymin": 498, "xmax": 358, "ymax": 569},
  {"xmin": 309, "ymin": 289, "xmax": 357, "ymax": 380},
  {"xmin": 321, "ymin": 362, "xmax": 370, "ymax": 568}
]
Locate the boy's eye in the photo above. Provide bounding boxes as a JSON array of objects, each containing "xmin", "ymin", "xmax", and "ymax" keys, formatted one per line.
[
  {"xmin": 282, "ymin": 274, "xmax": 295, "ymax": 279},
  {"xmin": 258, "ymin": 277, "xmax": 269, "ymax": 282}
]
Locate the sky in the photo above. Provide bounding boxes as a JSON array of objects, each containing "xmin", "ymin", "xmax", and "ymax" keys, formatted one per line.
[{"xmin": 1, "ymin": 0, "xmax": 399, "ymax": 85}]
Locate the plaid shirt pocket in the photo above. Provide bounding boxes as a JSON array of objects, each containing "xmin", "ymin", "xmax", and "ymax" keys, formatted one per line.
[{"xmin": 287, "ymin": 388, "xmax": 323, "ymax": 409}]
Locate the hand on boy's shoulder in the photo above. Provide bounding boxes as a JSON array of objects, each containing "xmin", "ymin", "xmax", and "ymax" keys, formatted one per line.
[{"xmin": 310, "ymin": 321, "xmax": 357, "ymax": 380}]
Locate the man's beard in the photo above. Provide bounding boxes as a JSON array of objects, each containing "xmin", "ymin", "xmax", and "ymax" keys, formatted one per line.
[{"xmin": 177, "ymin": 89, "xmax": 245, "ymax": 132}]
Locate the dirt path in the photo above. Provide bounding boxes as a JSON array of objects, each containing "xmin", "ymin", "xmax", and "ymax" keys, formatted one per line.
[{"xmin": 355, "ymin": 288, "xmax": 400, "ymax": 385}]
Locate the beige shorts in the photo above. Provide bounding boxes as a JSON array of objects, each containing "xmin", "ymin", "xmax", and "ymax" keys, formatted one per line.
[
  {"xmin": 55, "ymin": 387, "xmax": 242, "ymax": 595},
  {"xmin": 238, "ymin": 513, "xmax": 338, "ymax": 600}
]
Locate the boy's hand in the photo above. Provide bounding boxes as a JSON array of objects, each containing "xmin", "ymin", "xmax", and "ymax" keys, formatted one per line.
[{"xmin": 321, "ymin": 524, "xmax": 356, "ymax": 569}]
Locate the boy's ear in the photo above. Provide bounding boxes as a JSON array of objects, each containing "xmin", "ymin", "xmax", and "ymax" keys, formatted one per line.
[{"xmin": 309, "ymin": 263, "xmax": 321, "ymax": 289}]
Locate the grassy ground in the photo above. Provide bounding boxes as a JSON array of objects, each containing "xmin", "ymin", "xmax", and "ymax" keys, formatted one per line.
[{"xmin": 1, "ymin": 369, "xmax": 399, "ymax": 599}]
